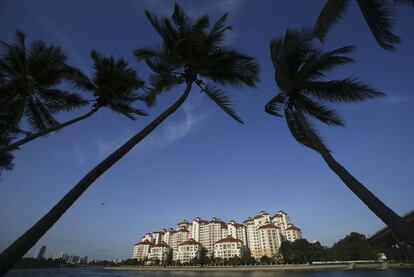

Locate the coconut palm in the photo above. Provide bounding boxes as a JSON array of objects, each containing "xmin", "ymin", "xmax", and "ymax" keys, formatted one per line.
[
  {"xmin": 265, "ymin": 28, "xmax": 414, "ymax": 247},
  {"xmin": 0, "ymin": 50, "xmax": 146, "ymax": 154},
  {"xmin": 315, "ymin": 0, "xmax": 413, "ymax": 51},
  {"xmin": 0, "ymin": 4, "xmax": 259, "ymax": 274},
  {"xmin": 0, "ymin": 30, "xmax": 87, "ymax": 134}
]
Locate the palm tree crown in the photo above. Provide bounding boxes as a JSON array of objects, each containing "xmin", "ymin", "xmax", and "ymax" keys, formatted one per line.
[
  {"xmin": 71, "ymin": 50, "xmax": 147, "ymax": 119},
  {"xmin": 135, "ymin": 4, "xmax": 259, "ymax": 123},
  {"xmin": 265, "ymin": 28, "xmax": 384, "ymax": 150},
  {"xmin": 315, "ymin": 0, "xmax": 413, "ymax": 51},
  {"xmin": 0, "ymin": 30, "xmax": 87, "ymax": 132}
]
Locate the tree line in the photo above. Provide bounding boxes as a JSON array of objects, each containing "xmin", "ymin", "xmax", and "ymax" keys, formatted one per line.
[{"xmin": 1, "ymin": 1, "xmax": 414, "ymax": 275}]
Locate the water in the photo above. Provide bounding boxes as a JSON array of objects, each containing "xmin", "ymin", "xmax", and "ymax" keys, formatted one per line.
[{"xmin": 5, "ymin": 268, "xmax": 414, "ymax": 277}]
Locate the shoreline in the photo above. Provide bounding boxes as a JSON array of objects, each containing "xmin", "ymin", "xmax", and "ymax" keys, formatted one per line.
[{"xmin": 105, "ymin": 263, "xmax": 414, "ymax": 272}]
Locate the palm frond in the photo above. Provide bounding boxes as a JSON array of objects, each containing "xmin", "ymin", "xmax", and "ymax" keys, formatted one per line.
[
  {"xmin": 299, "ymin": 46, "xmax": 354, "ymax": 80},
  {"xmin": 37, "ymin": 89, "xmax": 88, "ymax": 112},
  {"xmin": 143, "ymin": 73, "xmax": 183, "ymax": 107},
  {"xmin": 299, "ymin": 94, "xmax": 344, "ymax": 126},
  {"xmin": 285, "ymin": 107, "xmax": 330, "ymax": 152},
  {"xmin": 199, "ymin": 83, "xmax": 243, "ymax": 123},
  {"xmin": 108, "ymin": 103, "xmax": 147, "ymax": 120},
  {"xmin": 265, "ymin": 93, "xmax": 286, "ymax": 117},
  {"xmin": 199, "ymin": 49, "xmax": 259, "ymax": 88},
  {"xmin": 172, "ymin": 3, "xmax": 190, "ymax": 33},
  {"xmin": 70, "ymin": 69, "xmax": 96, "ymax": 91},
  {"xmin": 303, "ymin": 78, "xmax": 384, "ymax": 102},
  {"xmin": 357, "ymin": 0, "xmax": 400, "ymax": 51},
  {"xmin": 315, "ymin": 0, "xmax": 350, "ymax": 42}
]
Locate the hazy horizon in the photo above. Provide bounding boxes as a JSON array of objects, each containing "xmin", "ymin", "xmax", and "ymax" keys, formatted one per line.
[{"xmin": 1, "ymin": 0, "xmax": 413, "ymax": 261}]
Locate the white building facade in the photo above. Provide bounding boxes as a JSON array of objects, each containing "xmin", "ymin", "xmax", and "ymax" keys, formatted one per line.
[{"xmin": 132, "ymin": 210, "xmax": 302, "ymax": 261}]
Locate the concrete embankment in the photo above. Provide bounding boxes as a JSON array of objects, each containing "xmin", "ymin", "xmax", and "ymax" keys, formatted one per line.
[{"xmin": 106, "ymin": 263, "xmax": 414, "ymax": 272}]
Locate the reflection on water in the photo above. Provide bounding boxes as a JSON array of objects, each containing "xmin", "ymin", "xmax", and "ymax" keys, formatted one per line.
[{"xmin": 6, "ymin": 268, "xmax": 414, "ymax": 277}]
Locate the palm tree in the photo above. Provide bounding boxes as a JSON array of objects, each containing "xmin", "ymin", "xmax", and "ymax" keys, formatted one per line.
[
  {"xmin": 0, "ymin": 30, "xmax": 87, "ymax": 133},
  {"xmin": 315, "ymin": 0, "xmax": 413, "ymax": 51},
  {"xmin": 0, "ymin": 50, "xmax": 146, "ymax": 154},
  {"xmin": 0, "ymin": 4, "xmax": 259, "ymax": 275},
  {"xmin": 265, "ymin": 28, "xmax": 414, "ymax": 247}
]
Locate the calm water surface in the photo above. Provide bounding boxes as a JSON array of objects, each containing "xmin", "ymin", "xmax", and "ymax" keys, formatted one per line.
[{"xmin": 5, "ymin": 268, "xmax": 414, "ymax": 277}]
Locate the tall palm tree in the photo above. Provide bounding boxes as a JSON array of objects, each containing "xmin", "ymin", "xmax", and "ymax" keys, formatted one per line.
[
  {"xmin": 265, "ymin": 28, "xmax": 414, "ymax": 247},
  {"xmin": 0, "ymin": 50, "xmax": 146, "ymax": 154},
  {"xmin": 0, "ymin": 4, "xmax": 259, "ymax": 275},
  {"xmin": 0, "ymin": 30, "xmax": 87, "ymax": 134},
  {"xmin": 315, "ymin": 0, "xmax": 413, "ymax": 51}
]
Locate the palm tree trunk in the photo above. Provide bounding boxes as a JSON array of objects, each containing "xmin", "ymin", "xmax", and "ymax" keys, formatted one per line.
[
  {"xmin": 0, "ymin": 83, "xmax": 192, "ymax": 276},
  {"xmin": 297, "ymin": 110, "xmax": 414, "ymax": 248},
  {"xmin": 0, "ymin": 107, "xmax": 100, "ymax": 154}
]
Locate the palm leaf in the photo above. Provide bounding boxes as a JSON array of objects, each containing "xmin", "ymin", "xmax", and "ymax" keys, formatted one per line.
[
  {"xmin": 299, "ymin": 94, "xmax": 344, "ymax": 126},
  {"xmin": 285, "ymin": 107, "xmax": 330, "ymax": 152},
  {"xmin": 200, "ymin": 83, "xmax": 243, "ymax": 124},
  {"xmin": 315, "ymin": 0, "xmax": 350, "ymax": 42},
  {"xmin": 303, "ymin": 78, "xmax": 384, "ymax": 102},
  {"xmin": 357, "ymin": 0, "xmax": 400, "ymax": 51},
  {"xmin": 265, "ymin": 93, "xmax": 286, "ymax": 117}
]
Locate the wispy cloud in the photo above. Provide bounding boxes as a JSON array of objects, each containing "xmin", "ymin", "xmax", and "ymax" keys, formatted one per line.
[
  {"xmin": 380, "ymin": 94, "xmax": 412, "ymax": 104},
  {"xmin": 52, "ymin": 139, "xmax": 87, "ymax": 165},
  {"xmin": 94, "ymin": 95, "xmax": 210, "ymax": 159}
]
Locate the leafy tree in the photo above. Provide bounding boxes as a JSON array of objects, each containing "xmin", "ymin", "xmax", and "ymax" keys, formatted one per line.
[
  {"xmin": 0, "ymin": 4, "xmax": 258, "ymax": 275},
  {"xmin": 228, "ymin": 256, "xmax": 242, "ymax": 265},
  {"xmin": 1, "ymin": 50, "xmax": 146, "ymax": 154},
  {"xmin": 280, "ymin": 241, "xmax": 294, "ymax": 264},
  {"xmin": 260, "ymin": 255, "xmax": 272, "ymax": 264},
  {"xmin": 265, "ymin": 28, "xmax": 414, "ymax": 248},
  {"xmin": 330, "ymin": 232, "xmax": 378, "ymax": 260},
  {"xmin": 315, "ymin": 0, "xmax": 413, "ymax": 51},
  {"xmin": 198, "ymin": 247, "xmax": 208, "ymax": 266}
]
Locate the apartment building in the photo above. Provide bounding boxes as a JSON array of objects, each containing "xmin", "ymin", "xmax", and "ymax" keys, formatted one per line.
[{"xmin": 132, "ymin": 210, "xmax": 302, "ymax": 261}]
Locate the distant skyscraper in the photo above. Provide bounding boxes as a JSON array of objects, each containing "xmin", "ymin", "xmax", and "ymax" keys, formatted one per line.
[
  {"xmin": 79, "ymin": 256, "xmax": 88, "ymax": 264},
  {"xmin": 34, "ymin": 246, "xmax": 46, "ymax": 260}
]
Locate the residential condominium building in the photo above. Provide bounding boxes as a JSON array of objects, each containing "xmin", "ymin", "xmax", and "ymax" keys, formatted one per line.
[
  {"xmin": 176, "ymin": 238, "xmax": 204, "ymax": 263},
  {"xmin": 132, "ymin": 210, "xmax": 302, "ymax": 262},
  {"xmin": 214, "ymin": 236, "xmax": 246, "ymax": 260}
]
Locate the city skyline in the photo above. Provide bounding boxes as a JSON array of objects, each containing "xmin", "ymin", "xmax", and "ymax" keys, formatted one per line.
[{"xmin": 1, "ymin": 0, "xmax": 413, "ymax": 261}]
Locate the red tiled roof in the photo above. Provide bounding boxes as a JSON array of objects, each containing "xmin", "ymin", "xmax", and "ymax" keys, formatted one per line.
[
  {"xmin": 153, "ymin": 242, "xmax": 170, "ymax": 248},
  {"xmin": 193, "ymin": 218, "xmax": 209, "ymax": 224},
  {"xmin": 286, "ymin": 226, "xmax": 301, "ymax": 231},
  {"xmin": 258, "ymin": 224, "xmax": 278, "ymax": 230},
  {"xmin": 271, "ymin": 214, "xmax": 283, "ymax": 219},
  {"xmin": 178, "ymin": 238, "xmax": 200, "ymax": 246},
  {"xmin": 229, "ymin": 222, "xmax": 244, "ymax": 228},
  {"xmin": 135, "ymin": 239, "xmax": 152, "ymax": 246},
  {"xmin": 215, "ymin": 236, "xmax": 243, "ymax": 244},
  {"xmin": 209, "ymin": 219, "xmax": 227, "ymax": 226}
]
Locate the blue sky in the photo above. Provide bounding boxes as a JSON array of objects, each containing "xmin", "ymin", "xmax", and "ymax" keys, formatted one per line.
[{"xmin": 1, "ymin": 0, "xmax": 413, "ymax": 260}]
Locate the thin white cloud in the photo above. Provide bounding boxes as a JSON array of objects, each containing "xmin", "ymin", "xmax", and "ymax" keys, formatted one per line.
[
  {"xmin": 137, "ymin": 97, "xmax": 209, "ymax": 152},
  {"xmin": 94, "ymin": 95, "xmax": 210, "ymax": 158},
  {"xmin": 380, "ymin": 94, "xmax": 411, "ymax": 104}
]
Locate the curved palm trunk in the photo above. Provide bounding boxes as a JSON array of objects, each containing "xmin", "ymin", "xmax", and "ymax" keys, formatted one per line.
[
  {"xmin": 0, "ymin": 107, "xmax": 100, "ymax": 154},
  {"xmin": 0, "ymin": 83, "xmax": 192, "ymax": 275},
  {"xmin": 297, "ymin": 110, "xmax": 414, "ymax": 248}
]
